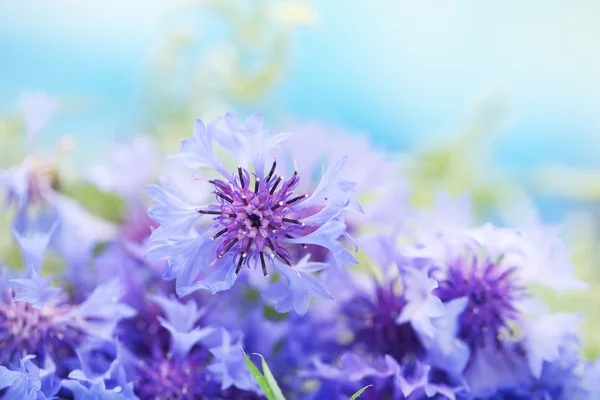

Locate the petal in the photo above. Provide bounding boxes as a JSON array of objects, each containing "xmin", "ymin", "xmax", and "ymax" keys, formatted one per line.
[
  {"xmin": 159, "ymin": 317, "xmax": 214, "ymax": 361},
  {"xmin": 11, "ymin": 224, "xmax": 56, "ymax": 274},
  {"xmin": 169, "ymin": 118, "xmax": 230, "ymax": 178}
]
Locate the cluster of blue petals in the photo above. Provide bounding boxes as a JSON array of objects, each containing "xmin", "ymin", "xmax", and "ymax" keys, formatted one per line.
[{"xmin": 1, "ymin": 102, "xmax": 599, "ymax": 399}]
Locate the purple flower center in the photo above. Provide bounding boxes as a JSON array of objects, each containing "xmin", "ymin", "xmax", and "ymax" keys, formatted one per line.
[
  {"xmin": 197, "ymin": 160, "xmax": 310, "ymax": 276},
  {"xmin": 435, "ymin": 255, "xmax": 526, "ymax": 348},
  {"xmin": 135, "ymin": 352, "xmax": 215, "ymax": 400},
  {"xmin": 0, "ymin": 295, "xmax": 80, "ymax": 363},
  {"xmin": 342, "ymin": 284, "xmax": 424, "ymax": 362}
]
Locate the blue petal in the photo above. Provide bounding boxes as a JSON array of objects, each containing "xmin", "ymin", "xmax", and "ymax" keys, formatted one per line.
[
  {"xmin": 150, "ymin": 294, "xmax": 205, "ymax": 332},
  {"xmin": 146, "ymin": 232, "xmax": 210, "ymax": 281},
  {"xmin": 168, "ymin": 118, "xmax": 230, "ymax": 178},
  {"xmin": 284, "ymin": 216, "xmax": 357, "ymax": 273},
  {"xmin": 299, "ymin": 156, "xmax": 355, "ymax": 210},
  {"xmin": 159, "ymin": 317, "xmax": 214, "ymax": 361},
  {"xmin": 176, "ymin": 251, "xmax": 238, "ymax": 296},
  {"xmin": 145, "ymin": 183, "xmax": 200, "ymax": 241},
  {"xmin": 396, "ymin": 266, "xmax": 446, "ymax": 338},
  {"xmin": 11, "ymin": 224, "xmax": 56, "ymax": 274},
  {"xmin": 226, "ymin": 112, "xmax": 292, "ymax": 174},
  {"xmin": 464, "ymin": 342, "xmax": 532, "ymax": 397},
  {"xmin": 207, "ymin": 328, "xmax": 257, "ymax": 392},
  {"xmin": 262, "ymin": 256, "xmax": 333, "ymax": 316},
  {"xmin": 422, "ymin": 297, "xmax": 470, "ymax": 375},
  {"xmin": 10, "ymin": 272, "xmax": 62, "ymax": 309},
  {"xmin": 523, "ymin": 312, "xmax": 583, "ymax": 378},
  {"xmin": 68, "ymin": 279, "xmax": 136, "ymax": 340},
  {"xmin": 0, "ymin": 366, "xmax": 22, "ymax": 391}
]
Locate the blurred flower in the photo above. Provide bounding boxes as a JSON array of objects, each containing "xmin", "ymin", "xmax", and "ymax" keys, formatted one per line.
[
  {"xmin": 0, "ymin": 227, "xmax": 135, "ymax": 377},
  {"xmin": 401, "ymin": 218, "xmax": 588, "ymax": 396},
  {"xmin": 0, "ymin": 355, "xmax": 59, "ymax": 400},
  {"xmin": 0, "ymin": 93, "xmax": 117, "ymax": 293},
  {"xmin": 115, "ymin": 294, "xmax": 258, "ymax": 399},
  {"xmin": 301, "ymin": 263, "xmax": 464, "ymax": 399}
]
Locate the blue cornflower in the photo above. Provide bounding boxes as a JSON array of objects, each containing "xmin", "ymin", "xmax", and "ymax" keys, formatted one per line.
[
  {"xmin": 302, "ymin": 262, "xmax": 465, "ymax": 399},
  {"xmin": 0, "ymin": 355, "xmax": 59, "ymax": 400},
  {"xmin": 0, "ymin": 93, "xmax": 117, "ymax": 295},
  {"xmin": 116, "ymin": 294, "xmax": 258, "ymax": 399},
  {"xmin": 62, "ymin": 344, "xmax": 138, "ymax": 400},
  {"xmin": 0, "ymin": 227, "xmax": 135, "ymax": 375},
  {"xmin": 422, "ymin": 223, "xmax": 584, "ymax": 350},
  {"xmin": 146, "ymin": 113, "xmax": 358, "ymax": 309},
  {"xmin": 400, "ymin": 219, "xmax": 587, "ymax": 396}
]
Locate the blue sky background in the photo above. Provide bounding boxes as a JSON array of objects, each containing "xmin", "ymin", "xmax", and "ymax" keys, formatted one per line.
[{"xmin": 2, "ymin": 1, "xmax": 600, "ymax": 201}]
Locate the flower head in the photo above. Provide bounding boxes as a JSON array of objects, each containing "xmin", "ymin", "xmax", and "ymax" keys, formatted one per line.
[
  {"xmin": 146, "ymin": 113, "xmax": 357, "ymax": 310},
  {"xmin": 116, "ymin": 294, "xmax": 257, "ymax": 399},
  {"xmin": 400, "ymin": 218, "xmax": 588, "ymax": 396},
  {"xmin": 1, "ymin": 227, "xmax": 135, "ymax": 374},
  {"xmin": 434, "ymin": 252, "xmax": 525, "ymax": 349}
]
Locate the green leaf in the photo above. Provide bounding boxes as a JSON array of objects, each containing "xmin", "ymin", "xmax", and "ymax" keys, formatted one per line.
[
  {"xmin": 254, "ymin": 353, "xmax": 286, "ymax": 400},
  {"xmin": 243, "ymin": 350, "xmax": 279, "ymax": 400},
  {"xmin": 349, "ymin": 385, "xmax": 372, "ymax": 400}
]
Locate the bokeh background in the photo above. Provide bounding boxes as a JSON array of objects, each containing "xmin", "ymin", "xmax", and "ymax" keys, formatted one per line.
[{"xmin": 2, "ymin": 0, "xmax": 600, "ymax": 354}]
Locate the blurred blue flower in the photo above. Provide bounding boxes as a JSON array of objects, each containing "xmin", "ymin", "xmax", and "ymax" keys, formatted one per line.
[
  {"xmin": 401, "ymin": 218, "xmax": 588, "ymax": 397},
  {"xmin": 115, "ymin": 294, "xmax": 257, "ymax": 399},
  {"xmin": 0, "ymin": 94, "xmax": 117, "ymax": 295},
  {"xmin": 0, "ymin": 355, "xmax": 59, "ymax": 400},
  {"xmin": 1, "ymin": 227, "xmax": 135, "ymax": 376}
]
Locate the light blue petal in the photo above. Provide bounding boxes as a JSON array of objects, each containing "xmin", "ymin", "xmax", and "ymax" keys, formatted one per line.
[
  {"xmin": 523, "ymin": 312, "xmax": 583, "ymax": 378},
  {"xmin": 159, "ymin": 317, "xmax": 214, "ymax": 361},
  {"xmin": 262, "ymin": 256, "xmax": 333, "ymax": 316},
  {"xmin": 69, "ymin": 280, "xmax": 136, "ymax": 340},
  {"xmin": 423, "ymin": 297, "xmax": 470, "ymax": 375},
  {"xmin": 299, "ymin": 156, "xmax": 354, "ymax": 210},
  {"xmin": 150, "ymin": 294, "xmax": 205, "ymax": 332},
  {"xmin": 207, "ymin": 328, "xmax": 257, "ymax": 392},
  {"xmin": 145, "ymin": 184, "xmax": 199, "ymax": 240},
  {"xmin": 11, "ymin": 224, "xmax": 56, "ymax": 274},
  {"xmin": 284, "ymin": 217, "xmax": 357, "ymax": 273},
  {"xmin": 168, "ymin": 118, "xmax": 230, "ymax": 178},
  {"xmin": 0, "ymin": 366, "xmax": 21, "ymax": 390},
  {"xmin": 10, "ymin": 272, "xmax": 62, "ymax": 309},
  {"xmin": 396, "ymin": 266, "xmax": 446, "ymax": 338}
]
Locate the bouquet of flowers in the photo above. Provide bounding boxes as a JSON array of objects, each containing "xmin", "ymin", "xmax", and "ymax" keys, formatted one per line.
[{"xmin": 1, "ymin": 95, "xmax": 598, "ymax": 399}]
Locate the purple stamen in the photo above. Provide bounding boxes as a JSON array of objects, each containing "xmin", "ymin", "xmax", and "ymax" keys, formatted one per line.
[
  {"xmin": 200, "ymin": 163, "xmax": 312, "ymax": 276},
  {"xmin": 270, "ymin": 176, "xmax": 282, "ymax": 195},
  {"xmin": 286, "ymin": 194, "xmax": 308, "ymax": 205},
  {"xmin": 215, "ymin": 192, "xmax": 233, "ymax": 204},
  {"xmin": 218, "ymin": 238, "xmax": 239, "ymax": 257},
  {"xmin": 238, "ymin": 167, "xmax": 245, "ymax": 189},
  {"xmin": 266, "ymin": 159, "xmax": 277, "ymax": 182}
]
